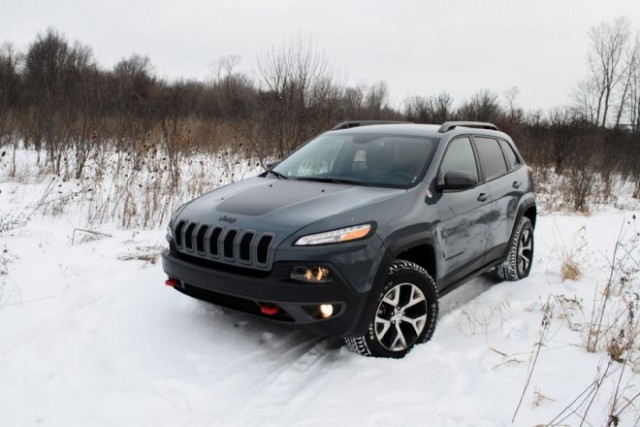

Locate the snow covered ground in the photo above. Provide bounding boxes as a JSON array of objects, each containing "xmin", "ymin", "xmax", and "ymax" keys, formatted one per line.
[{"xmin": 1, "ymin": 159, "xmax": 640, "ymax": 426}]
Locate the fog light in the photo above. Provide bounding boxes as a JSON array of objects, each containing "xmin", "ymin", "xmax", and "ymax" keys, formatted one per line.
[
  {"xmin": 290, "ymin": 265, "xmax": 333, "ymax": 283},
  {"xmin": 319, "ymin": 304, "xmax": 334, "ymax": 319}
]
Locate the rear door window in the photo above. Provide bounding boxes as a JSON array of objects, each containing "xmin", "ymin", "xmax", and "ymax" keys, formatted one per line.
[
  {"xmin": 473, "ymin": 137, "xmax": 508, "ymax": 181},
  {"xmin": 498, "ymin": 139, "xmax": 521, "ymax": 170}
]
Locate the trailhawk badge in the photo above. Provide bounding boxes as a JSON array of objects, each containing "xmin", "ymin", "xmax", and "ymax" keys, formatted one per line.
[{"xmin": 218, "ymin": 215, "xmax": 237, "ymax": 224}]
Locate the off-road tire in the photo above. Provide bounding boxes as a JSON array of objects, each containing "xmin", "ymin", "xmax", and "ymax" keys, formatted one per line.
[
  {"xmin": 345, "ymin": 260, "xmax": 439, "ymax": 358},
  {"xmin": 496, "ymin": 216, "xmax": 534, "ymax": 281}
]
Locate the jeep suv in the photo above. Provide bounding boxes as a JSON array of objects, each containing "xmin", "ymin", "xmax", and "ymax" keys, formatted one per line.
[{"xmin": 162, "ymin": 121, "xmax": 536, "ymax": 358}]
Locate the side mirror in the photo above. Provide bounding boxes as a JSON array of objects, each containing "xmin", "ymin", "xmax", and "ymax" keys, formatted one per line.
[{"xmin": 443, "ymin": 171, "xmax": 477, "ymax": 191}]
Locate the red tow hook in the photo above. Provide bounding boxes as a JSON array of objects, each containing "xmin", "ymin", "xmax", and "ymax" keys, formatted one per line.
[
  {"xmin": 260, "ymin": 304, "xmax": 280, "ymax": 316},
  {"xmin": 165, "ymin": 278, "xmax": 179, "ymax": 287}
]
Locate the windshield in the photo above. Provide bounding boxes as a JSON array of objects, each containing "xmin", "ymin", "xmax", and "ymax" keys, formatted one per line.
[{"xmin": 271, "ymin": 133, "xmax": 438, "ymax": 188}]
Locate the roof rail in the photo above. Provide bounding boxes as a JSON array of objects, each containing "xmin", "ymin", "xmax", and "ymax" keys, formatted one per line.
[
  {"xmin": 332, "ymin": 120, "xmax": 412, "ymax": 130},
  {"xmin": 438, "ymin": 121, "xmax": 499, "ymax": 133}
]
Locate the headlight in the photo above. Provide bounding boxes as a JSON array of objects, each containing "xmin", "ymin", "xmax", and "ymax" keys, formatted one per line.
[{"xmin": 294, "ymin": 223, "xmax": 373, "ymax": 246}]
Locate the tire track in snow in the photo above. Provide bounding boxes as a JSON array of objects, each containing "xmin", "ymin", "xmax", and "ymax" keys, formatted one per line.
[{"xmin": 214, "ymin": 337, "xmax": 342, "ymax": 426}]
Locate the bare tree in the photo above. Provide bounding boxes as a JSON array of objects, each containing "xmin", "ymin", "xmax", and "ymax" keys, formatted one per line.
[
  {"xmin": 587, "ymin": 17, "xmax": 632, "ymax": 128},
  {"xmin": 457, "ymin": 90, "xmax": 502, "ymax": 122},
  {"xmin": 503, "ymin": 86, "xmax": 523, "ymax": 123},
  {"xmin": 23, "ymin": 28, "xmax": 97, "ymax": 173},
  {"xmin": 364, "ymin": 80, "xmax": 389, "ymax": 118},
  {"xmin": 341, "ymin": 85, "xmax": 366, "ymax": 118},
  {"xmin": 0, "ymin": 43, "xmax": 20, "ymax": 145},
  {"xmin": 630, "ymin": 49, "xmax": 640, "ymax": 131},
  {"xmin": 404, "ymin": 92, "xmax": 453, "ymax": 124},
  {"xmin": 256, "ymin": 36, "xmax": 335, "ymax": 157},
  {"xmin": 210, "ymin": 55, "xmax": 256, "ymax": 120},
  {"xmin": 572, "ymin": 79, "xmax": 600, "ymax": 124},
  {"xmin": 617, "ymin": 33, "xmax": 640, "ymax": 130}
]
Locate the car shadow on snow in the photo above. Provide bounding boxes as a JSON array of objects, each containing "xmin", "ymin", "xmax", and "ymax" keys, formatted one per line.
[
  {"xmin": 179, "ymin": 273, "xmax": 500, "ymax": 358},
  {"xmin": 186, "ymin": 298, "xmax": 346, "ymax": 356},
  {"xmin": 438, "ymin": 272, "xmax": 500, "ymax": 318}
]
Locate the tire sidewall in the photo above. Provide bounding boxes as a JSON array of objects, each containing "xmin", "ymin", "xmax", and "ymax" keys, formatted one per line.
[
  {"xmin": 499, "ymin": 216, "xmax": 534, "ymax": 281},
  {"xmin": 516, "ymin": 218, "xmax": 534, "ymax": 278},
  {"xmin": 363, "ymin": 260, "xmax": 438, "ymax": 358}
]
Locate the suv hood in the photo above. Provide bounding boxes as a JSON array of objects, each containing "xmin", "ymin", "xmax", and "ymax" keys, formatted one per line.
[{"xmin": 176, "ymin": 177, "xmax": 405, "ymax": 232}]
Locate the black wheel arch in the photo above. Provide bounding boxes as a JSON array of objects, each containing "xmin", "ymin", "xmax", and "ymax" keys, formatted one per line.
[
  {"xmin": 498, "ymin": 196, "xmax": 536, "ymax": 265},
  {"xmin": 349, "ymin": 230, "xmax": 439, "ymax": 337},
  {"xmin": 517, "ymin": 196, "xmax": 537, "ymax": 229}
]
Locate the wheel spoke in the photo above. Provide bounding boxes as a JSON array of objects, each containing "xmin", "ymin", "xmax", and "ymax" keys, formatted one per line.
[
  {"xmin": 390, "ymin": 322, "xmax": 408, "ymax": 350},
  {"xmin": 381, "ymin": 288, "xmax": 400, "ymax": 308},
  {"xmin": 399, "ymin": 285, "xmax": 425, "ymax": 311},
  {"xmin": 518, "ymin": 254, "xmax": 530, "ymax": 274},
  {"xmin": 517, "ymin": 227, "xmax": 533, "ymax": 275},
  {"xmin": 374, "ymin": 317, "xmax": 392, "ymax": 340},
  {"xmin": 402, "ymin": 314, "xmax": 427, "ymax": 335},
  {"xmin": 521, "ymin": 241, "xmax": 533, "ymax": 252}
]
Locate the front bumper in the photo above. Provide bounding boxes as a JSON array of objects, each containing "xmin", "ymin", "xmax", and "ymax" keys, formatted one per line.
[{"xmin": 161, "ymin": 250, "xmax": 369, "ymax": 337}]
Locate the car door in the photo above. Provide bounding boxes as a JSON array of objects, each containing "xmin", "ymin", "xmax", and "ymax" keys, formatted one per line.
[
  {"xmin": 435, "ymin": 136, "xmax": 492, "ymax": 282},
  {"xmin": 471, "ymin": 136, "xmax": 517, "ymax": 263}
]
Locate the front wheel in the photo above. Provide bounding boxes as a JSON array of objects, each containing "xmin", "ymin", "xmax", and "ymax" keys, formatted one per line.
[{"xmin": 345, "ymin": 260, "xmax": 439, "ymax": 358}]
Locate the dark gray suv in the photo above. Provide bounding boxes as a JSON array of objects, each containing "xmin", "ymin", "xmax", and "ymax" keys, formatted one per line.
[{"xmin": 162, "ymin": 121, "xmax": 536, "ymax": 358}]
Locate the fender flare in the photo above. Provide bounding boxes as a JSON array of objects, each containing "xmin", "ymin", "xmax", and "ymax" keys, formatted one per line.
[{"xmin": 348, "ymin": 230, "xmax": 438, "ymax": 337}]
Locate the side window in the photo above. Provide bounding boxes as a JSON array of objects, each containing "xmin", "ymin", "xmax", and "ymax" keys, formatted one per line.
[
  {"xmin": 439, "ymin": 137, "xmax": 478, "ymax": 182},
  {"xmin": 474, "ymin": 137, "xmax": 508, "ymax": 181},
  {"xmin": 498, "ymin": 139, "xmax": 521, "ymax": 170}
]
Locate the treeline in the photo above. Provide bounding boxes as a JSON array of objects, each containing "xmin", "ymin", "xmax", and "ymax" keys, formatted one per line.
[
  {"xmin": 0, "ymin": 27, "xmax": 639, "ymax": 196},
  {"xmin": 0, "ymin": 29, "xmax": 408, "ymax": 175}
]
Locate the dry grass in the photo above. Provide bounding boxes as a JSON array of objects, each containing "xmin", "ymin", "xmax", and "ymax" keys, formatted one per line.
[
  {"xmin": 561, "ymin": 255, "xmax": 584, "ymax": 281},
  {"xmin": 557, "ymin": 225, "xmax": 588, "ymax": 282},
  {"xmin": 514, "ymin": 217, "xmax": 640, "ymax": 426}
]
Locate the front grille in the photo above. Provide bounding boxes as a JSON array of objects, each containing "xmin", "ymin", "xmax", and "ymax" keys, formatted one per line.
[{"xmin": 174, "ymin": 220, "xmax": 275, "ymax": 269}]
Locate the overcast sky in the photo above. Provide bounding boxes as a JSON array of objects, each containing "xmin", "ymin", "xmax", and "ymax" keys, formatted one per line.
[{"xmin": 3, "ymin": 0, "xmax": 640, "ymax": 112}]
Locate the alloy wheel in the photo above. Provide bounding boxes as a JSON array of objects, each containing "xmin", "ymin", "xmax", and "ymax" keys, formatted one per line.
[
  {"xmin": 517, "ymin": 227, "xmax": 533, "ymax": 277},
  {"xmin": 374, "ymin": 282, "xmax": 428, "ymax": 352}
]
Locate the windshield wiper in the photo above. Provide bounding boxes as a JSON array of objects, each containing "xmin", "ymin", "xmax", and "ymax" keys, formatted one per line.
[
  {"xmin": 268, "ymin": 170, "xmax": 289, "ymax": 180},
  {"xmin": 294, "ymin": 176, "xmax": 365, "ymax": 185}
]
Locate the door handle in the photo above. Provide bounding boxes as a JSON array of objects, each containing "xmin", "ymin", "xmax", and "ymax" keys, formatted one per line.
[
  {"xmin": 477, "ymin": 193, "xmax": 489, "ymax": 202},
  {"xmin": 512, "ymin": 181, "xmax": 521, "ymax": 189}
]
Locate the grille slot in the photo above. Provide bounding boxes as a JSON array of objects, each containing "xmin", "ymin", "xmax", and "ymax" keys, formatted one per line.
[
  {"xmin": 175, "ymin": 221, "xmax": 186, "ymax": 246},
  {"xmin": 175, "ymin": 220, "xmax": 274, "ymax": 269},
  {"xmin": 196, "ymin": 225, "xmax": 208, "ymax": 253},
  {"xmin": 209, "ymin": 227, "xmax": 222, "ymax": 256},
  {"xmin": 257, "ymin": 235, "xmax": 273, "ymax": 265},
  {"xmin": 184, "ymin": 223, "xmax": 196, "ymax": 250},
  {"xmin": 239, "ymin": 232, "xmax": 254, "ymax": 261},
  {"xmin": 224, "ymin": 230, "xmax": 238, "ymax": 259}
]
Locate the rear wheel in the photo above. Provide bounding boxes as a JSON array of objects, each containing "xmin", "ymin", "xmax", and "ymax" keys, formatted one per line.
[
  {"xmin": 497, "ymin": 216, "xmax": 534, "ymax": 281},
  {"xmin": 345, "ymin": 260, "xmax": 438, "ymax": 358}
]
